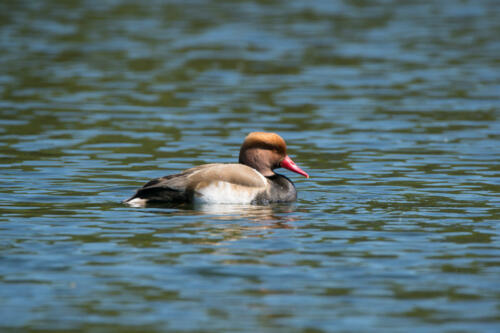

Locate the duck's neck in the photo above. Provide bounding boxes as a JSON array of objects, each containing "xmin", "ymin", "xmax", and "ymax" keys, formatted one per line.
[{"xmin": 239, "ymin": 148, "xmax": 276, "ymax": 177}]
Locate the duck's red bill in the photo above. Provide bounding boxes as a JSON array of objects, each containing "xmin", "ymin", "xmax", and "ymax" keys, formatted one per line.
[{"xmin": 280, "ymin": 155, "xmax": 309, "ymax": 178}]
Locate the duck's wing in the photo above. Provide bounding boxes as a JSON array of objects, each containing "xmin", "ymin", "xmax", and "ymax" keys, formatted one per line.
[{"xmin": 125, "ymin": 163, "xmax": 267, "ymax": 203}]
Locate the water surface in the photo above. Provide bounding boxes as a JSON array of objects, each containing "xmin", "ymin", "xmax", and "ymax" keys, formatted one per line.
[{"xmin": 0, "ymin": 0, "xmax": 499, "ymax": 332}]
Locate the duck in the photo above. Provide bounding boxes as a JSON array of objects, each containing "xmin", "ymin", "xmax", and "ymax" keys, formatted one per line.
[{"xmin": 125, "ymin": 132, "xmax": 309, "ymax": 206}]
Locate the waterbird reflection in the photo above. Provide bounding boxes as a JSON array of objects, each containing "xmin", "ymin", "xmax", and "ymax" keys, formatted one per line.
[{"xmin": 143, "ymin": 201, "xmax": 298, "ymax": 226}]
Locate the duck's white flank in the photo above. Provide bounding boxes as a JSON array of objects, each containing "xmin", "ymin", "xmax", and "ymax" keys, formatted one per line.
[
  {"xmin": 194, "ymin": 181, "xmax": 263, "ymax": 204},
  {"xmin": 193, "ymin": 167, "xmax": 267, "ymax": 204}
]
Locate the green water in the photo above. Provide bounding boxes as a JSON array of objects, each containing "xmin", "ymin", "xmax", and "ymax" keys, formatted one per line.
[{"xmin": 0, "ymin": 0, "xmax": 499, "ymax": 332}]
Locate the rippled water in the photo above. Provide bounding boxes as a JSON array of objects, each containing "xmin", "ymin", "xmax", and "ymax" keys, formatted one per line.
[{"xmin": 1, "ymin": 0, "xmax": 499, "ymax": 331}]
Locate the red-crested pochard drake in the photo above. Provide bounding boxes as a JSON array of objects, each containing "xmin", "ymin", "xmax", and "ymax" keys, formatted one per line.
[{"xmin": 125, "ymin": 132, "xmax": 308, "ymax": 206}]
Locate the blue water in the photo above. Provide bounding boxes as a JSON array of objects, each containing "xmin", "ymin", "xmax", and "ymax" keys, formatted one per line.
[{"xmin": 0, "ymin": 0, "xmax": 499, "ymax": 332}]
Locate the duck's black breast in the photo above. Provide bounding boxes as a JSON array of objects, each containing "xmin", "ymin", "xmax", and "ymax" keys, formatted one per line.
[{"xmin": 253, "ymin": 173, "xmax": 297, "ymax": 204}]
